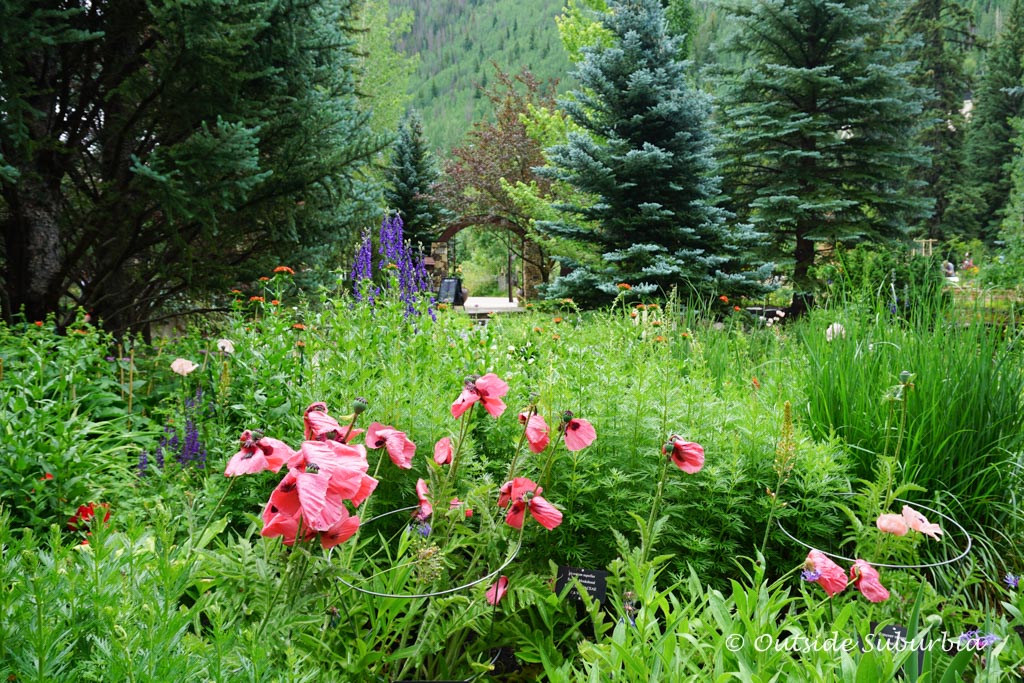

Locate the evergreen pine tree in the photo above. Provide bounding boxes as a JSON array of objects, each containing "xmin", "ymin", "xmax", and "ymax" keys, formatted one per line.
[
  {"xmin": 384, "ymin": 109, "xmax": 442, "ymax": 246},
  {"xmin": 664, "ymin": 0, "xmax": 695, "ymax": 59},
  {"xmin": 945, "ymin": 0, "xmax": 1024, "ymax": 242},
  {"xmin": 538, "ymin": 0, "xmax": 772, "ymax": 306},
  {"xmin": 716, "ymin": 0, "xmax": 932, "ymax": 313},
  {"xmin": 898, "ymin": 0, "xmax": 975, "ymax": 239}
]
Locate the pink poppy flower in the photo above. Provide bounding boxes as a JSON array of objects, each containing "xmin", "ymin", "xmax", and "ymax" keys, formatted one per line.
[
  {"xmin": 170, "ymin": 358, "xmax": 198, "ymax": 376},
  {"xmin": 304, "ymin": 402, "xmax": 342, "ymax": 441},
  {"xmin": 224, "ymin": 430, "xmax": 292, "ymax": 476},
  {"xmin": 260, "ymin": 501, "xmax": 315, "ymax": 546},
  {"xmin": 269, "ymin": 469, "xmax": 337, "ymax": 531},
  {"xmin": 850, "ymin": 559, "xmax": 890, "ymax": 602},
  {"xmin": 434, "ymin": 437, "xmax": 453, "ymax": 465},
  {"xmin": 451, "ymin": 373, "xmax": 509, "ymax": 418},
  {"xmin": 518, "ymin": 412, "xmax": 551, "ymax": 453},
  {"xmin": 664, "ymin": 436, "xmax": 704, "ymax": 474},
  {"xmin": 416, "ymin": 478, "xmax": 433, "ymax": 519},
  {"xmin": 290, "ymin": 440, "xmax": 377, "ymax": 507},
  {"xmin": 803, "ymin": 549, "xmax": 848, "ymax": 597},
  {"xmin": 366, "ymin": 422, "xmax": 416, "ymax": 469},
  {"xmin": 498, "ymin": 477, "xmax": 563, "ymax": 530},
  {"xmin": 901, "ymin": 505, "xmax": 943, "ymax": 540},
  {"xmin": 876, "ymin": 513, "xmax": 910, "ymax": 536},
  {"xmin": 562, "ymin": 412, "xmax": 596, "ymax": 451},
  {"xmin": 486, "ymin": 575, "xmax": 509, "ymax": 605},
  {"xmin": 320, "ymin": 508, "xmax": 360, "ymax": 549}
]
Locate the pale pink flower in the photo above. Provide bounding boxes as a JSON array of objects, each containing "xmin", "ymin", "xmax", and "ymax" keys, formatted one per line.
[
  {"xmin": 902, "ymin": 505, "xmax": 943, "ymax": 540},
  {"xmin": 518, "ymin": 412, "xmax": 551, "ymax": 453},
  {"xmin": 876, "ymin": 513, "xmax": 910, "ymax": 536},
  {"xmin": 170, "ymin": 358, "xmax": 198, "ymax": 376},
  {"xmin": 803, "ymin": 549, "xmax": 848, "ymax": 597},
  {"xmin": 562, "ymin": 414, "xmax": 596, "ymax": 452}
]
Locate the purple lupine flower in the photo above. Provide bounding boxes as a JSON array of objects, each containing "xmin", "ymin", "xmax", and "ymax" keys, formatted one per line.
[{"xmin": 138, "ymin": 450, "xmax": 149, "ymax": 477}]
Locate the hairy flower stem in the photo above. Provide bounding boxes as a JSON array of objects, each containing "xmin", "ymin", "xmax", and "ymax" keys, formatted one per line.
[
  {"xmin": 505, "ymin": 405, "xmax": 536, "ymax": 483},
  {"xmin": 540, "ymin": 421, "xmax": 570, "ymax": 492},
  {"xmin": 340, "ymin": 412, "xmax": 360, "ymax": 444},
  {"xmin": 191, "ymin": 476, "xmax": 236, "ymax": 550},
  {"xmin": 641, "ymin": 455, "xmax": 671, "ymax": 566}
]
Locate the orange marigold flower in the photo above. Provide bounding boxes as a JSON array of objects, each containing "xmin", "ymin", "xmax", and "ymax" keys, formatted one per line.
[
  {"xmin": 250, "ymin": 296, "xmax": 265, "ymax": 303},
  {"xmin": 273, "ymin": 266, "xmax": 295, "ymax": 275},
  {"xmin": 271, "ymin": 299, "xmax": 280, "ymax": 306},
  {"xmin": 617, "ymin": 283, "xmax": 632, "ymax": 290},
  {"xmin": 259, "ymin": 276, "xmax": 270, "ymax": 282},
  {"xmin": 719, "ymin": 295, "xmax": 729, "ymax": 303}
]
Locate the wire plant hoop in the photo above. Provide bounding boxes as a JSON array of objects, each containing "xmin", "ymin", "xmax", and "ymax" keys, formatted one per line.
[
  {"xmin": 337, "ymin": 505, "xmax": 522, "ymax": 600},
  {"xmin": 777, "ymin": 496, "xmax": 972, "ymax": 569}
]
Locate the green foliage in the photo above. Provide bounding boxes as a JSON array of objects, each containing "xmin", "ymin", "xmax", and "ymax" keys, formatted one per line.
[
  {"xmin": 946, "ymin": 0, "xmax": 1024, "ymax": 242},
  {"xmin": 384, "ymin": 108, "xmax": 444, "ymax": 245},
  {"xmin": 0, "ymin": 0, "xmax": 387, "ymax": 333},
  {"xmin": 716, "ymin": 0, "xmax": 933, "ymax": 310},
  {"xmin": 538, "ymin": 0, "xmax": 773, "ymax": 306}
]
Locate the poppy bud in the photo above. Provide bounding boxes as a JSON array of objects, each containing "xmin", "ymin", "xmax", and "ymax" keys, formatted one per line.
[
  {"xmin": 561, "ymin": 410, "xmax": 574, "ymax": 424},
  {"xmin": 352, "ymin": 397, "xmax": 368, "ymax": 414},
  {"xmin": 899, "ymin": 370, "xmax": 914, "ymax": 385}
]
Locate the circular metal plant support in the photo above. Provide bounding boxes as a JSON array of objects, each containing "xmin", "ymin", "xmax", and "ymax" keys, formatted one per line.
[{"xmin": 777, "ymin": 496, "xmax": 972, "ymax": 569}]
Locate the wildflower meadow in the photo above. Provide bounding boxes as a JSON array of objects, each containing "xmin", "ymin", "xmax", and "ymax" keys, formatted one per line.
[{"xmin": 1, "ymin": 223, "xmax": 1023, "ymax": 681}]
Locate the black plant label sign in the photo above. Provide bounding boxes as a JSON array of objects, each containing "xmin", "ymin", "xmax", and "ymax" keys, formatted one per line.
[{"xmin": 556, "ymin": 566, "xmax": 609, "ymax": 605}]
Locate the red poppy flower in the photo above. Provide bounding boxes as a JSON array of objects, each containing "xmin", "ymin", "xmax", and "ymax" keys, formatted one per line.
[
  {"xmin": 304, "ymin": 402, "xmax": 342, "ymax": 441},
  {"xmin": 225, "ymin": 430, "xmax": 293, "ymax": 476},
  {"xmin": 40, "ymin": 473, "xmax": 54, "ymax": 481},
  {"xmin": 498, "ymin": 477, "xmax": 563, "ymax": 530},
  {"xmin": 663, "ymin": 436, "xmax": 704, "ymax": 473},
  {"xmin": 433, "ymin": 437, "xmax": 453, "ymax": 465},
  {"xmin": 518, "ymin": 412, "xmax": 551, "ymax": 454},
  {"xmin": 451, "ymin": 373, "xmax": 509, "ymax": 418},
  {"xmin": 803, "ymin": 549, "xmax": 848, "ymax": 597},
  {"xmin": 850, "ymin": 559, "xmax": 890, "ymax": 602},
  {"xmin": 415, "ymin": 479, "xmax": 433, "ymax": 519},
  {"xmin": 68, "ymin": 502, "xmax": 111, "ymax": 531},
  {"xmin": 486, "ymin": 575, "xmax": 509, "ymax": 605},
  {"xmin": 366, "ymin": 422, "xmax": 416, "ymax": 469},
  {"xmin": 562, "ymin": 413, "xmax": 596, "ymax": 451},
  {"xmin": 320, "ymin": 508, "xmax": 360, "ymax": 549}
]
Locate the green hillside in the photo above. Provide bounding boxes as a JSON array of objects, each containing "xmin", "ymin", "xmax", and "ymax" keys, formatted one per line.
[
  {"xmin": 391, "ymin": 0, "xmax": 1015, "ymax": 153},
  {"xmin": 391, "ymin": 0, "xmax": 572, "ymax": 152}
]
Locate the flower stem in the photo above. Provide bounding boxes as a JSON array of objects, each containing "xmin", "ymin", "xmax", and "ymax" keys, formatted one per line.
[
  {"xmin": 505, "ymin": 405, "xmax": 536, "ymax": 483},
  {"xmin": 540, "ymin": 420, "xmax": 569, "ymax": 492},
  {"xmin": 191, "ymin": 476, "xmax": 236, "ymax": 550},
  {"xmin": 641, "ymin": 455, "xmax": 670, "ymax": 565}
]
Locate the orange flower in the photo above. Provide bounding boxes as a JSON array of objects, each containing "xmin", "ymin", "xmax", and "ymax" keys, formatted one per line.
[
  {"xmin": 751, "ymin": 376, "xmax": 761, "ymax": 390},
  {"xmin": 274, "ymin": 266, "xmax": 295, "ymax": 275},
  {"xmin": 635, "ymin": 303, "xmax": 646, "ymax": 309},
  {"xmin": 653, "ymin": 335, "xmax": 666, "ymax": 343},
  {"xmin": 719, "ymin": 295, "xmax": 729, "ymax": 303},
  {"xmin": 630, "ymin": 311, "xmax": 638, "ymax": 319},
  {"xmin": 562, "ymin": 298, "xmax": 573, "ymax": 304},
  {"xmin": 553, "ymin": 317, "xmax": 563, "ymax": 324},
  {"xmin": 34, "ymin": 321, "xmax": 43, "ymax": 327},
  {"xmin": 681, "ymin": 332, "xmax": 690, "ymax": 338},
  {"xmin": 259, "ymin": 276, "xmax": 270, "ymax": 282},
  {"xmin": 551, "ymin": 334, "xmax": 560, "ymax": 340},
  {"xmin": 733, "ymin": 305, "xmax": 741, "ymax": 312},
  {"xmin": 533, "ymin": 326, "xmax": 543, "ymax": 333},
  {"xmin": 617, "ymin": 283, "xmax": 632, "ymax": 290},
  {"xmin": 250, "ymin": 296, "xmax": 264, "ymax": 303},
  {"xmin": 231, "ymin": 289, "xmax": 243, "ymax": 295},
  {"xmin": 292, "ymin": 323, "xmax": 306, "ymax": 330},
  {"xmin": 271, "ymin": 299, "xmax": 280, "ymax": 306},
  {"xmin": 651, "ymin": 320, "xmax": 662, "ymax": 326},
  {"xmin": 296, "ymin": 340, "xmax": 306, "ymax": 348}
]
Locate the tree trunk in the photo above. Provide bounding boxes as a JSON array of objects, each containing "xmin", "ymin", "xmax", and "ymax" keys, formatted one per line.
[
  {"xmin": 2, "ymin": 177, "xmax": 64, "ymax": 324},
  {"xmin": 789, "ymin": 226, "xmax": 816, "ymax": 317}
]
